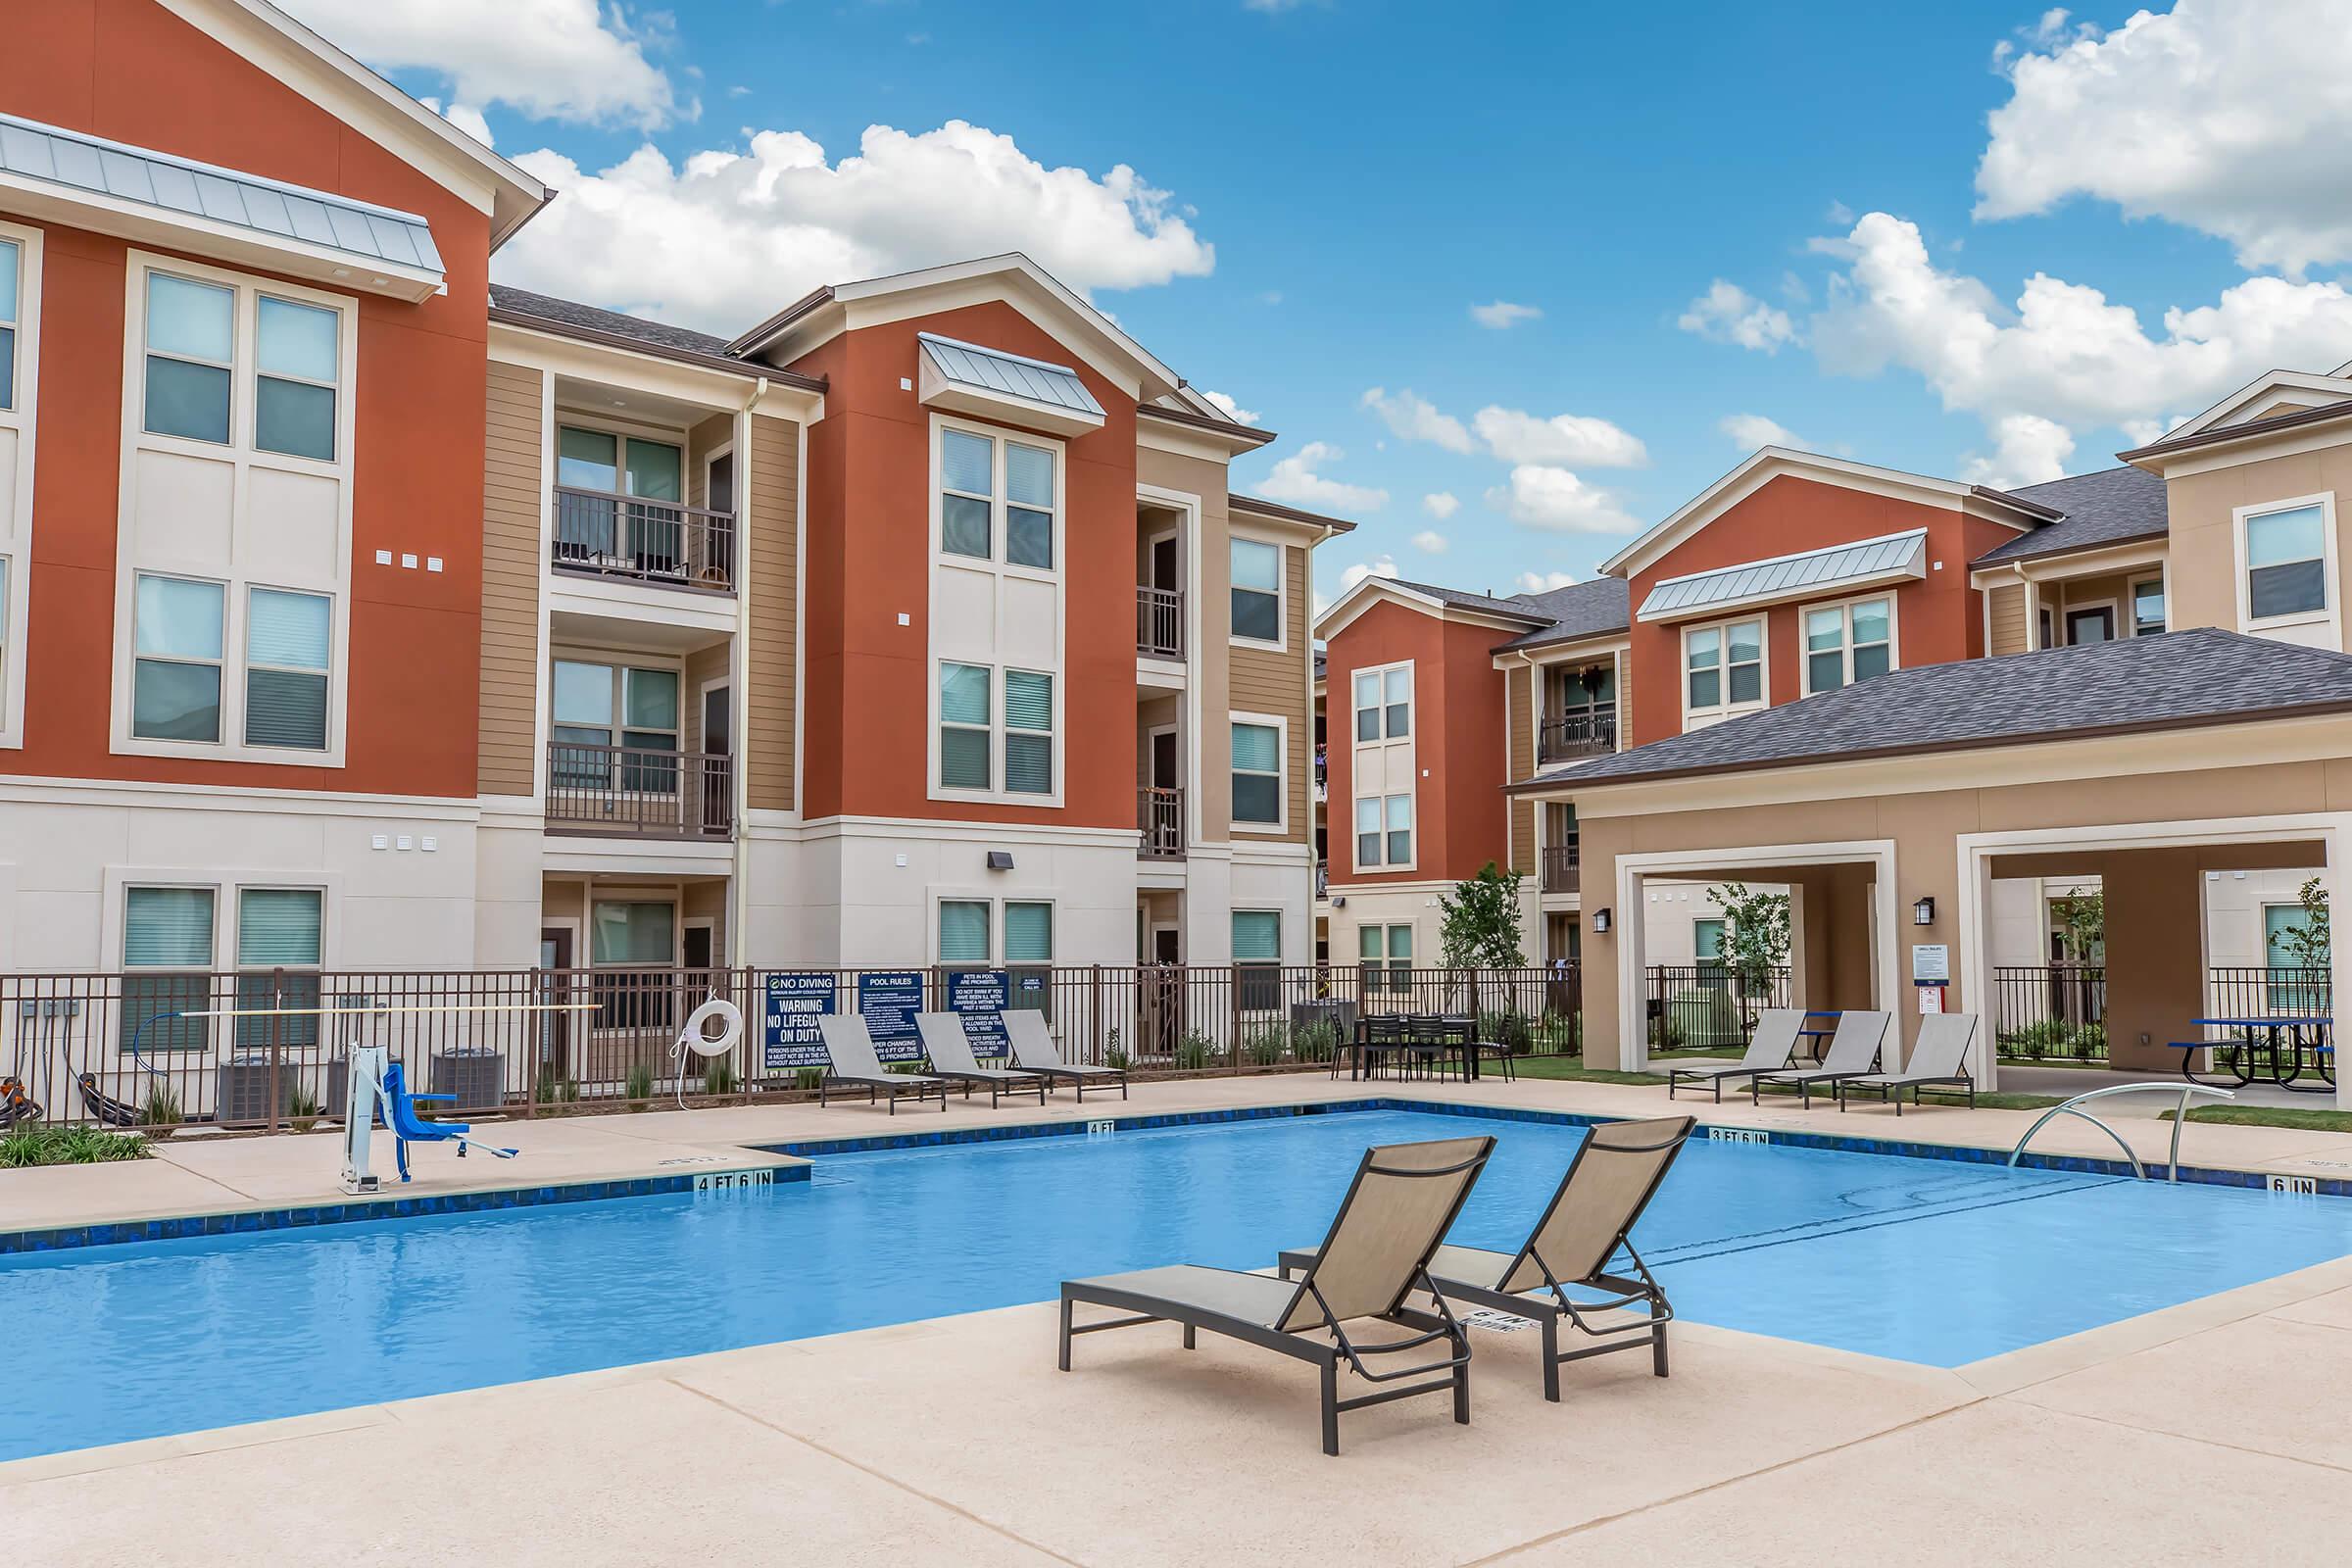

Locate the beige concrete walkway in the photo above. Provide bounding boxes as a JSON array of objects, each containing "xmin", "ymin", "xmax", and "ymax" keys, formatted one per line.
[{"xmin": 4, "ymin": 1072, "xmax": 2350, "ymax": 1565}]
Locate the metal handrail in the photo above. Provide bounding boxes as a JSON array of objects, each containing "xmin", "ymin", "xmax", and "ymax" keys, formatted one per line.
[{"xmin": 2006, "ymin": 1082, "xmax": 2237, "ymax": 1182}]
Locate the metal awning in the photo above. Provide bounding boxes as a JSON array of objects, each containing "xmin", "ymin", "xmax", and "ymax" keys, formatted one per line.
[
  {"xmin": 1638, "ymin": 528, "xmax": 1928, "ymax": 622},
  {"xmin": 918, "ymin": 332, "xmax": 1105, "ymax": 436},
  {"xmin": 0, "ymin": 111, "xmax": 445, "ymax": 301}
]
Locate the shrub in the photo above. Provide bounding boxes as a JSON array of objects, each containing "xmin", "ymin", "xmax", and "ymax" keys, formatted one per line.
[
  {"xmin": 287, "ymin": 1085, "xmax": 321, "ymax": 1134},
  {"xmin": 794, "ymin": 1066, "xmax": 826, "ymax": 1092},
  {"xmin": 1998, "ymin": 1019, "xmax": 2080, "ymax": 1061},
  {"xmin": 2070, "ymin": 1022, "xmax": 2108, "ymax": 1062},
  {"xmin": 1291, "ymin": 1020, "xmax": 1337, "ymax": 1064},
  {"xmin": 1174, "ymin": 1030, "xmax": 1216, "ymax": 1070},
  {"xmin": 0, "ymin": 1124, "xmax": 151, "ymax": 1167},
  {"xmin": 535, "ymin": 1066, "xmax": 582, "ymax": 1111},
  {"xmin": 1478, "ymin": 1009, "xmax": 1534, "ymax": 1055},
  {"xmin": 1103, "ymin": 1027, "xmax": 1131, "ymax": 1072},
  {"xmin": 624, "ymin": 1060, "xmax": 656, "ymax": 1107},
  {"xmin": 1243, "ymin": 1024, "xmax": 1288, "ymax": 1066},
  {"xmin": 142, "ymin": 1083, "xmax": 183, "ymax": 1135},
  {"xmin": 702, "ymin": 1057, "xmax": 739, "ymax": 1098}
]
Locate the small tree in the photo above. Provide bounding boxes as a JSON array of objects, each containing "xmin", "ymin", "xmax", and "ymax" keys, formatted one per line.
[
  {"xmin": 1704, "ymin": 882, "xmax": 1791, "ymax": 1035},
  {"xmin": 1441, "ymin": 861, "xmax": 1527, "ymax": 1016},
  {"xmin": 2270, "ymin": 876, "xmax": 2331, "ymax": 1010},
  {"xmin": 2050, "ymin": 888, "xmax": 2105, "ymax": 964}
]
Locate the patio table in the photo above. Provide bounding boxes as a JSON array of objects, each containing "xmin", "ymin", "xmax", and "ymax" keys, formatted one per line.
[
  {"xmin": 2180, "ymin": 1015, "xmax": 2335, "ymax": 1094},
  {"xmin": 1794, "ymin": 1009, "xmax": 1842, "ymax": 1064},
  {"xmin": 1347, "ymin": 1014, "xmax": 1482, "ymax": 1082}
]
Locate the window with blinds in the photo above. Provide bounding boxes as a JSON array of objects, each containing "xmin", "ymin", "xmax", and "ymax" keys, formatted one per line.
[
  {"xmin": 122, "ymin": 886, "xmax": 216, "ymax": 1054},
  {"xmin": 939, "ymin": 662, "xmax": 991, "ymax": 789},
  {"xmin": 1233, "ymin": 909, "xmax": 1282, "ymax": 1010},
  {"xmin": 939, "ymin": 900, "xmax": 991, "ymax": 964},
  {"xmin": 1232, "ymin": 720, "xmax": 1282, "ymax": 825},
  {"xmin": 0, "ymin": 236, "xmax": 17, "ymax": 413},
  {"xmin": 1004, "ymin": 900, "xmax": 1054, "ymax": 1017},
  {"xmin": 245, "ymin": 588, "xmax": 331, "ymax": 749},
  {"xmin": 1004, "ymin": 670, "xmax": 1054, "ymax": 794}
]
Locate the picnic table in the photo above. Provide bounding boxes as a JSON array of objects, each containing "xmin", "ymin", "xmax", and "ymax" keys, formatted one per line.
[{"xmin": 2176, "ymin": 1015, "xmax": 2335, "ymax": 1094}]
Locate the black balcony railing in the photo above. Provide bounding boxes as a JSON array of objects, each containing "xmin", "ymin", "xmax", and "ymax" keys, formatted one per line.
[
  {"xmin": 546, "ymin": 742, "xmax": 733, "ymax": 839},
  {"xmin": 1540, "ymin": 841, "xmax": 1580, "ymax": 894},
  {"xmin": 1538, "ymin": 708, "xmax": 1618, "ymax": 762},
  {"xmin": 1138, "ymin": 786, "xmax": 1185, "ymax": 858},
  {"xmin": 1137, "ymin": 586, "xmax": 1183, "ymax": 658},
  {"xmin": 552, "ymin": 485, "xmax": 736, "ymax": 592}
]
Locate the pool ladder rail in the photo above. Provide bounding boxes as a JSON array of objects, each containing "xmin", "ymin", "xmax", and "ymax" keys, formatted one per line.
[{"xmin": 2006, "ymin": 1082, "xmax": 2237, "ymax": 1183}]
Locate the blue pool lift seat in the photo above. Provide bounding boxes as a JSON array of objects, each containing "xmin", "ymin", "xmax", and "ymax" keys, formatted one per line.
[{"xmin": 379, "ymin": 1061, "xmax": 513, "ymax": 1182}]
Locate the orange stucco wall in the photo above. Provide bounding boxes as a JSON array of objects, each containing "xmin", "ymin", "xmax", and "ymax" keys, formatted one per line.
[
  {"xmin": 1625, "ymin": 476, "xmax": 2002, "ymax": 747},
  {"xmin": 792, "ymin": 299, "xmax": 1138, "ymax": 827},
  {"xmin": 1324, "ymin": 601, "xmax": 1509, "ymax": 885},
  {"xmin": 1, "ymin": 0, "xmax": 492, "ymax": 799}
]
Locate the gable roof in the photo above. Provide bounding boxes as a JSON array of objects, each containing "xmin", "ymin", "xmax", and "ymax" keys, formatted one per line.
[
  {"xmin": 487, "ymin": 284, "xmax": 826, "ymax": 389},
  {"xmin": 2120, "ymin": 398, "xmax": 2352, "ymax": 466},
  {"xmin": 1512, "ymin": 628, "xmax": 2352, "ymax": 793},
  {"xmin": 1493, "ymin": 578, "xmax": 1633, "ymax": 653},
  {"xmin": 2157, "ymin": 367, "xmax": 2352, "ymax": 444},
  {"xmin": 1971, "ymin": 466, "xmax": 2170, "ymax": 566},
  {"xmin": 1229, "ymin": 494, "xmax": 1356, "ymax": 534}
]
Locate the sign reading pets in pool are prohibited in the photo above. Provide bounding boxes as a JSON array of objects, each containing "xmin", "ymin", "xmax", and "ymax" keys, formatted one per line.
[
  {"xmin": 761, "ymin": 972, "xmax": 838, "ymax": 1071},
  {"xmin": 948, "ymin": 968, "xmax": 1011, "ymax": 1058},
  {"xmin": 858, "ymin": 971, "xmax": 927, "ymax": 1063}
]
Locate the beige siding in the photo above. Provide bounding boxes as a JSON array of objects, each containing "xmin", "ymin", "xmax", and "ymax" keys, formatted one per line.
[
  {"xmin": 681, "ymin": 641, "xmax": 729, "ymax": 755},
  {"xmin": 744, "ymin": 413, "xmax": 799, "ymax": 812},
  {"xmin": 1228, "ymin": 541, "xmax": 1312, "ymax": 840},
  {"xmin": 2165, "ymin": 436, "xmax": 2352, "ymax": 641},
  {"xmin": 1617, "ymin": 648, "xmax": 1635, "ymax": 751},
  {"xmin": 1136, "ymin": 445, "xmax": 1235, "ymax": 840},
  {"xmin": 479, "ymin": 361, "xmax": 544, "ymax": 796},
  {"xmin": 1506, "ymin": 663, "xmax": 1535, "ymax": 871},
  {"xmin": 1987, "ymin": 583, "xmax": 2028, "ymax": 657}
]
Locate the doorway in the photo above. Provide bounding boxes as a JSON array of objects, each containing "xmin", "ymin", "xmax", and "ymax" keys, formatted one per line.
[
  {"xmin": 538, "ymin": 926, "xmax": 574, "ymax": 1076},
  {"xmin": 703, "ymin": 448, "xmax": 736, "ymax": 585},
  {"xmin": 700, "ymin": 682, "xmax": 732, "ymax": 835}
]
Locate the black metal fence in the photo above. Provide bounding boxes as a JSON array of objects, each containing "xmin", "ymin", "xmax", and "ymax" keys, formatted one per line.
[
  {"xmin": 1, "ymin": 962, "xmax": 1592, "ymax": 1134},
  {"xmin": 2206, "ymin": 965, "xmax": 2332, "ymax": 1020},
  {"xmin": 1644, "ymin": 963, "xmax": 1790, "ymax": 1051},
  {"xmin": 1991, "ymin": 963, "xmax": 2108, "ymax": 1062}
]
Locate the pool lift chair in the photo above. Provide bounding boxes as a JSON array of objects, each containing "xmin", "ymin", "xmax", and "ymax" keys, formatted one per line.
[{"xmin": 340, "ymin": 1036, "xmax": 519, "ymax": 1196}]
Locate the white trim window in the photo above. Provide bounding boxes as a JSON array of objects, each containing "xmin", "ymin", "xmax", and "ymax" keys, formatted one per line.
[
  {"xmin": 1358, "ymin": 922, "xmax": 1412, "ymax": 993},
  {"xmin": 130, "ymin": 573, "xmax": 226, "ymax": 743},
  {"xmin": 1232, "ymin": 717, "xmax": 1284, "ymax": 827},
  {"xmin": 234, "ymin": 886, "xmax": 324, "ymax": 1049},
  {"xmin": 1233, "ymin": 908, "xmax": 1283, "ymax": 1008},
  {"xmin": 938, "ymin": 423, "xmax": 1058, "ymax": 570},
  {"xmin": 939, "ymin": 899, "xmax": 992, "ymax": 965},
  {"xmin": 0, "ymin": 222, "xmax": 40, "ymax": 746},
  {"xmin": 0, "ymin": 230, "xmax": 20, "ymax": 414},
  {"xmin": 1354, "ymin": 793, "xmax": 1414, "ymax": 868},
  {"xmin": 2131, "ymin": 575, "xmax": 2166, "ymax": 637},
  {"xmin": 1005, "ymin": 901, "xmax": 1054, "ymax": 964},
  {"xmin": 1684, "ymin": 616, "xmax": 1764, "ymax": 725},
  {"xmin": 122, "ymin": 884, "xmax": 218, "ymax": 1054},
  {"xmin": 243, "ymin": 587, "xmax": 332, "ymax": 749},
  {"xmin": 2240, "ymin": 500, "xmax": 2329, "ymax": 624},
  {"xmin": 1353, "ymin": 663, "xmax": 1410, "ymax": 741},
  {"xmin": 1800, "ymin": 595, "xmax": 1893, "ymax": 696},
  {"xmin": 938, "ymin": 662, "xmax": 992, "ymax": 790},
  {"xmin": 552, "ymin": 659, "xmax": 682, "ymax": 789},
  {"xmin": 1231, "ymin": 535, "xmax": 1284, "ymax": 646},
  {"xmin": 1004, "ymin": 669, "xmax": 1054, "ymax": 796}
]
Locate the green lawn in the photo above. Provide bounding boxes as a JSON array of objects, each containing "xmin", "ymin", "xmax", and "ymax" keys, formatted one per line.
[{"xmin": 2163, "ymin": 1104, "xmax": 2352, "ymax": 1134}]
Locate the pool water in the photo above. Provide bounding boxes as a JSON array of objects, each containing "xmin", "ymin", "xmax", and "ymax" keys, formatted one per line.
[{"xmin": 5, "ymin": 1108, "xmax": 2351, "ymax": 1461}]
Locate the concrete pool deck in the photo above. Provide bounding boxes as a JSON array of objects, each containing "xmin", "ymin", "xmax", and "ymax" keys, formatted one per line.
[{"xmin": 5, "ymin": 1072, "xmax": 2352, "ymax": 1565}]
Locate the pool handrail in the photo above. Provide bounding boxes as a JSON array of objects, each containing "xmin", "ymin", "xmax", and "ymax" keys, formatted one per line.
[{"xmin": 2006, "ymin": 1082, "xmax": 2237, "ymax": 1182}]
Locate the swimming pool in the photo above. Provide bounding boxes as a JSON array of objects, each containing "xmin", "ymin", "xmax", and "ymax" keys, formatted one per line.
[{"xmin": 5, "ymin": 1106, "xmax": 2350, "ymax": 1462}]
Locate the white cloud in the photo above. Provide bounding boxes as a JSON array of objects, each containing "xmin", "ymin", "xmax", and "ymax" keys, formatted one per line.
[
  {"xmin": 1677, "ymin": 279, "xmax": 1798, "ymax": 353},
  {"xmin": 1471, "ymin": 406, "xmax": 1648, "ymax": 467},
  {"xmin": 496, "ymin": 122, "xmax": 1215, "ymax": 333},
  {"xmin": 1514, "ymin": 570, "xmax": 1578, "ymax": 594},
  {"xmin": 1254, "ymin": 443, "xmax": 1389, "ymax": 512},
  {"xmin": 279, "ymin": 0, "xmax": 683, "ymax": 129},
  {"xmin": 1421, "ymin": 491, "xmax": 1460, "ymax": 520},
  {"xmin": 419, "ymin": 97, "xmax": 495, "ymax": 149},
  {"xmin": 1338, "ymin": 555, "xmax": 1400, "ymax": 593},
  {"xmin": 1719, "ymin": 413, "xmax": 1800, "ymax": 452},
  {"xmin": 1359, "ymin": 388, "xmax": 1475, "ymax": 454},
  {"xmin": 1470, "ymin": 300, "xmax": 1543, "ymax": 329},
  {"xmin": 1202, "ymin": 390, "xmax": 1260, "ymax": 426},
  {"xmin": 1801, "ymin": 211, "xmax": 2352, "ymax": 459},
  {"xmin": 1484, "ymin": 466, "xmax": 1641, "ymax": 534},
  {"xmin": 1409, "ymin": 529, "xmax": 1449, "ymax": 555},
  {"xmin": 1977, "ymin": 0, "xmax": 2352, "ymax": 273},
  {"xmin": 1962, "ymin": 413, "xmax": 2076, "ymax": 489}
]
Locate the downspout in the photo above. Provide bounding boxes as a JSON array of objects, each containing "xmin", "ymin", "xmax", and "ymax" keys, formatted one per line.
[{"xmin": 731, "ymin": 376, "xmax": 771, "ymax": 971}]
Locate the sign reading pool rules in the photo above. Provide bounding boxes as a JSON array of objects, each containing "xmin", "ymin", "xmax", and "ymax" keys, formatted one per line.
[
  {"xmin": 858, "ymin": 970, "xmax": 927, "ymax": 1063},
  {"xmin": 1911, "ymin": 944, "xmax": 1949, "ymax": 1015},
  {"xmin": 761, "ymin": 972, "xmax": 838, "ymax": 1071},
  {"xmin": 948, "ymin": 968, "xmax": 1011, "ymax": 1058}
]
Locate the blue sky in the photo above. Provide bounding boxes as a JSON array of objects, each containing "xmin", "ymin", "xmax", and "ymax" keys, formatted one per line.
[{"xmin": 293, "ymin": 0, "xmax": 2352, "ymax": 612}]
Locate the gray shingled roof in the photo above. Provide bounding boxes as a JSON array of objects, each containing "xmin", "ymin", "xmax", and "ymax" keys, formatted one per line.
[
  {"xmin": 1640, "ymin": 529, "xmax": 1924, "ymax": 620},
  {"xmin": 1383, "ymin": 577, "xmax": 1557, "ymax": 621},
  {"xmin": 1494, "ymin": 578, "xmax": 1633, "ymax": 652},
  {"xmin": 1972, "ymin": 466, "xmax": 2169, "ymax": 565},
  {"xmin": 1517, "ymin": 628, "xmax": 2352, "ymax": 791},
  {"xmin": 489, "ymin": 284, "xmax": 738, "ymax": 359},
  {"xmin": 0, "ymin": 111, "xmax": 442, "ymax": 278},
  {"xmin": 920, "ymin": 333, "xmax": 1102, "ymax": 417}
]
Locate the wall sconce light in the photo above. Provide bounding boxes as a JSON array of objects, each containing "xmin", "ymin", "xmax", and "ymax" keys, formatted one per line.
[
  {"xmin": 1912, "ymin": 896, "xmax": 1936, "ymax": 926},
  {"xmin": 987, "ymin": 851, "xmax": 1014, "ymax": 871},
  {"xmin": 1592, "ymin": 907, "xmax": 1612, "ymax": 935}
]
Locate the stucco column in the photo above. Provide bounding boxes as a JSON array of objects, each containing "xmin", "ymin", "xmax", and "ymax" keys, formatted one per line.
[{"xmin": 2098, "ymin": 849, "xmax": 2207, "ymax": 1072}]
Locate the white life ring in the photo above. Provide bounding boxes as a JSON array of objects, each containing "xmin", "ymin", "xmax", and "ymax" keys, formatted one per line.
[{"xmin": 677, "ymin": 998, "xmax": 744, "ymax": 1058}]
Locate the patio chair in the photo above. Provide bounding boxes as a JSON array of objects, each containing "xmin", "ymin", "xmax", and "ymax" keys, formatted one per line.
[
  {"xmin": 1003, "ymin": 1009, "xmax": 1128, "ymax": 1102},
  {"xmin": 914, "ymin": 1012, "xmax": 1049, "ymax": 1108},
  {"xmin": 1061, "ymin": 1134, "xmax": 1494, "ymax": 1456},
  {"xmin": 814, "ymin": 1013, "xmax": 950, "ymax": 1114},
  {"xmin": 1666, "ymin": 1008, "xmax": 1801, "ymax": 1102},
  {"xmin": 1280, "ymin": 1114, "xmax": 1693, "ymax": 1400},
  {"xmin": 1837, "ymin": 1012, "xmax": 1981, "ymax": 1114},
  {"xmin": 1749, "ymin": 1009, "xmax": 1891, "ymax": 1107}
]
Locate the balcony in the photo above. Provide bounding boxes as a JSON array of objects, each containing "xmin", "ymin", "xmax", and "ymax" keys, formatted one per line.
[
  {"xmin": 1315, "ymin": 859, "xmax": 1329, "ymax": 898},
  {"xmin": 1541, "ymin": 840, "xmax": 1580, "ymax": 894},
  {"xmin": 1538, "ymin": 708, "xmax": 1617, "ymax": 763},
  {"xmin": 547, "ymin": 742, "xmax": 733, "ymax": 840},
  {"xmin": 1137, "ymin": 586, "xmax": 1183, "ymax": 658},
  {"xmin": 1138, "ymin": 786, "xmax": 1185, "ymax": 859},
  {"xmin": 552, "ymin": 486, "xmax": 736, "ymax": 593}
]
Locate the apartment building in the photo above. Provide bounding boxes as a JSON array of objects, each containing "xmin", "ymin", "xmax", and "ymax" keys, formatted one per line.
[
  {"xmin": 0, "ymin": 0, "xmax": 1342, "ymax": 992},
  {"xmin": 1321, "ymin": 367, "xmax": 2352, "ymax": 1102}
]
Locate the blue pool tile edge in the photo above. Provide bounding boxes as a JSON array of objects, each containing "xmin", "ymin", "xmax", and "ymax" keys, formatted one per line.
[{"xmin": 0, "ymin": 1162, "xmax": 808, "ymax": 1256}]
